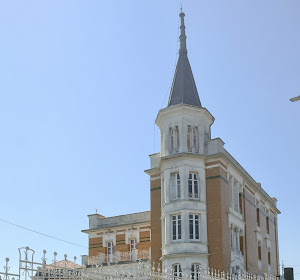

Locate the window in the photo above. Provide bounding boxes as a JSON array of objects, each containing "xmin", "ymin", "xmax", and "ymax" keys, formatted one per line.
[
  {"xmin": 130, "ymin": 239, "xmax": 137, "ymax": 260},
  {"xmin": 191, "ymin": 264, "xmax": 200, "ymax": 280},
  {"xmin": 189, "ymin": 214, "xmax": 200, "ymax": 240},
  {"xmin": 107, "ymin": 242, "xmax": 114, "ymax": 262},
  {"xmin": 193, "ymin": 126, "xmax": 198, "ymax": 152},
  {"xmin": 187, "ymin": 125, "xmax": 191, "ymax": 151},
  {"xmin": 130, "ymin": 239, "xmax": 137, "ymax": 251},
  {"xmin": 188, "ymin": 173, "xmax": 199, "ymax": 199},
  {"xmin": 257, "ymin": 208, "xmax": 260, "ymax": 227},
  {"xmin": 258, "ymin": 242, "xmax": 262, "ymax": 261},
  {"xmin": 172, "ymin": 215, "xmax": 181, "ymax": 241},
  {"xmin": 268, "ymin": 251, "xmax": 271, "ymax": 265},
  {"xmin": 240, "ymin": 235, "xmax": 244, "ymax": 255},
  {"xmin": 187, "ymin": 125, "xmax": 198, "ymax": 153},
  {"xmin": 239, "ymin": 193, "xmax": 243, "ymax": 214},
  {"xmin": 171, "ymin": 173, "xmax": 181, "ymax": 200},
  {"xmin": 172, "ymin": 264, "xmax": 182, "ymax": 279},
  {"xmin": 266, "ymin": 216, "xmax": 270, "ymax": 234},
  {"xmin": 231, "ymin": 227, "xmax": 240, "ymax": 252},
  {"xmin": 233, "ymin": 184, "xmax": 239, "ymax": 212},
  {"xmin": 170, "ymin": 126, "xmax": 179, "ymax": 153},
  {"xmin": 230, "ymin": 179, "xmax": 240, "ymax": 213}
]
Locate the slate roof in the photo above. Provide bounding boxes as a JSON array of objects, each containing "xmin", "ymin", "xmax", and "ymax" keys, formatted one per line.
[{"xmin": 167, "ymin": 12, "xmax": 202, "ymax": 108}]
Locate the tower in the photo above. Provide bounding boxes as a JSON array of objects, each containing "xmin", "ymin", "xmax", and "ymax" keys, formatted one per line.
[
  {"xmin": 145, "ymin": 10, "xmax": 280, "ymax": 276},
  {"xmin": 146, "ymin": 11, "xmax": 214, "ymax": 274}
]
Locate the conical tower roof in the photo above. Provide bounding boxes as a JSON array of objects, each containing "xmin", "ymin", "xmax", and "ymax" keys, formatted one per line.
[{"xmin": 168, "ymin": 12, "xmax": 202, "ymax": 107}]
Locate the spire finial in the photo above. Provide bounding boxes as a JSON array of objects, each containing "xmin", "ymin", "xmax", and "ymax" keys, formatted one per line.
[{"xmin": 179, "ymin": 8, "xmax": 187, "ymax": 54}]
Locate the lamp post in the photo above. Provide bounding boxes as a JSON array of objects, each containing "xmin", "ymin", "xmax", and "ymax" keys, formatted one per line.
[{"xmin": 290, "ymin": 95, "xmax": 300, "ymax": 102}]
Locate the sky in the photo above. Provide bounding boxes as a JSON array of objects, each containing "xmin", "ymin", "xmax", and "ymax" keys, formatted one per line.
[{"xmin": 0, "ymin": 0, "xmax": 299, "ymax": 277}]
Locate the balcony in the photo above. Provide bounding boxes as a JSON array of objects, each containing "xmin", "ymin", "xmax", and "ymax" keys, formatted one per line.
[{"xmin": 83, "ymin": 248, "xmax": 151, "ymax": 266}]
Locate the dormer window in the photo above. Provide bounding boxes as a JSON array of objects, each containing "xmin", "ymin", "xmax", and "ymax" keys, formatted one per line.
[
  {"xmin": 187, "ymin": 125, "xmax": 198, "ymax": 153},
  {"xmin": 169, "ymin": 126, "xmax": 179, "ymax": 153}
]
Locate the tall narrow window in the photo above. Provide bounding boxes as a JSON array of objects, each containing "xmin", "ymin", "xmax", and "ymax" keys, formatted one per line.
[
  {"xmin": 170, "ymin": 127, "xmax": 174, "ymax": 152},
  {"xmin": 258, "ymin": 242, "xmax": 262, "ymax": 260},
  {"xmin": 170, "ymin": 126, "xmax": 179, "ymax": 153},
  {"xmin": 257, "ymin": 208, "xmax": 260, "ymax": 227},
  {"xmin": 171, "ymin": 173, "xmax": 181, "ymax": 200},
  {"xmin": 189, "ymin": 214, "xmax": 200, "ymax": 240},
  {"xmin": 187, "ymin": 126, "xmax": 198, "ymax": 153},
  {"xmin": 231, "ymin": 227, "xmax": 235, "ymax": 250},
  {"xmin": 172, "ymin": 215, "xmax": 181, "ymax": 241},
  {"xmin": 187, "ymin": 125, "xmax": 191, "ymax": 151},
  {"xmin": 268, "ymin": 251, "xmax": 271, "ymax": 265},
  {"xmin": 130, "ymin": 239, "xmax": 137, "ymax": 251},
  {"xmin": 188, "ymin": 173, "xmax": 199, "ymax": 199},
  {"xmin": 172, "ymin": 264, "xmax": 182, "ymax": 279},
  {"xmin": 130, "ymin": 239, "xmax": 137, "ymax": 260},
  {"xmin": 176, "ymin": 126, "xmax": 179, "ymax": 151},
  {"xmin": 193, "ymin": 126, "xmax": 198, "ymax": 152},
  {"xmin": 191, "ymin": 264, "xmax": 200, "ymax": 280},
  {"xmin": 233, "ymin": 184, "xmax": 239, "ymax": 212},
  {"xmin": 266, "ymin": 216, "xmax": 270, "ymax": 234},
  {"xmin": 239, "ymin": 193, "xmax": 243, "ymax": 214},
  {"xmin": 107, "ymin": 242, "xmax": 114, "ymax": 263},
  {"xmin": 240, "ymin": 235, "xmax": 244, "ymax": 255}
]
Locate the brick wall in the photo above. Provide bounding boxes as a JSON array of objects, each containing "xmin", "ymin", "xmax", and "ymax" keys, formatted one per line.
[
  {"xmin": 243, "ymin": 188, "xmax": 258, "ymax": 273},
  {"xmin": 206, "ymin": 165, "xmax": 230, "ymax": 272},
  {"xmin": 150, "ymin": 174, "xmax": 162, "ymax": 266},
  {"xmin": 89, "ymin": 237, "xmax": 105, "ymax": 256}
]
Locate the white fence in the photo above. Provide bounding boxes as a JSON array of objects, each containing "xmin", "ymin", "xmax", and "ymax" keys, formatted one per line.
[
  {"xmin": 0, "ymin": 246, "xmax": 278, "ymax": 280},
  {"xmin": 84, "ymin": 249, "xmax": 151, "ymax": 266}
]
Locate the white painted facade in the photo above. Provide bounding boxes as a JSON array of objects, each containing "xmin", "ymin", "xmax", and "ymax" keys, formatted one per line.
[{"xmin": 155, "ymin": 104, "xmax": 214, "ymax": 272}]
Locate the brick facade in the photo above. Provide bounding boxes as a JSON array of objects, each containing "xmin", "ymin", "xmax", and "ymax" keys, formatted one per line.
[{"xmin": 150, "ymin": 174, "xmax": 162, "ymax": 266}]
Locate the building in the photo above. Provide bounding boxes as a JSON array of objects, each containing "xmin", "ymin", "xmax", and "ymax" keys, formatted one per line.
[{"xmin": 82, "ymin": 11, "xmax": 280, "ymax": 277}]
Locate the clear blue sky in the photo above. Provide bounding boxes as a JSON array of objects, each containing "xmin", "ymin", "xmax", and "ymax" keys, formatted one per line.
[{"xmin": 0, "ymin": 0, "xmax": 299, "ymax": 276}]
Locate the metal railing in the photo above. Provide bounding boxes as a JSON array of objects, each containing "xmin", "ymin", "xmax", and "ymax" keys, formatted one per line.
[
  {"xmin": 85, "ymin": 249, "xmax": 151, "ymax": 265},
  {"xmin": 0, "ymin": 246, "xmax": 279, "ymax": 280}
]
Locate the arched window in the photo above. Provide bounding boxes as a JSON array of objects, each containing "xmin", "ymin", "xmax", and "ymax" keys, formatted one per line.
[
  {"xmin": 191, "ymin": 263, "xmax": 201, "ymax": 280},
  {"xmin": 172, "ymin": 264, "xmax": 182, "ymax": 279}
]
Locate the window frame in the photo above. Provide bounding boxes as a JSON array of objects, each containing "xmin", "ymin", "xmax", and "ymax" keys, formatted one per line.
[
  {"xmin": 191, "ymin": 263, "xmax": 201, "ymax": 280},
  {"xmin": 130, "ymin": 239, "xmax": 137, "ymax": 251},
  {"xmin": 172, "ymin": 264, "xmax": 182, "ymax": 279},
  {"xmin": 170, "ymin": 126, "xmax": 179, "ymax": 153},
  {"xmin": 258, "ymin": 241, "xmax": 262, "ymax": 261},
  {"xmin": 189, "ymin": 214, "xmax": 200, "ymax": 240},
  {"xmin": 171, "ymin": 173, "xmax": 181, "ymax": 200},
  {"xmin": 188, "ymin": 173, "xmax": 199, "ymax": 200},
  {"xmin": 172, "ymin": 214, "xmax": 182, "ymax": 241},
  {"xmin": 187, "ymin": 125, "xmax": 199, "ymax": 153},
  {"xmin": 107, "ymin": 241, "xmax": 114, "ymax": 262}
]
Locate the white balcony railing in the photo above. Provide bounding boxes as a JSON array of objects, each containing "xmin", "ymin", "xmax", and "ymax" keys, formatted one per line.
[{"xmin": 86, "ymin": 248, "xmax": 150, "ymax": 266}]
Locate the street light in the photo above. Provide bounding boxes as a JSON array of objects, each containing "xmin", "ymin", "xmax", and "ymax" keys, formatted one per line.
[{"xmin": 290, "ymin": 95, "xmax": 300, "ymax": 102}]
